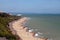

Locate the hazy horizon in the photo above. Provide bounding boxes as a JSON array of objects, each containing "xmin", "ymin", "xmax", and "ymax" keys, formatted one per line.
[{"xmin": 0, "ymin": 0, "xmax": 60, "ymax": 14}]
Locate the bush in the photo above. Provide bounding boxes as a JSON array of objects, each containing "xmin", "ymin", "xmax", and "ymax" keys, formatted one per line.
[{"xmin": 0, "ymin": 12, "xmax": 21, "ymax": 40}]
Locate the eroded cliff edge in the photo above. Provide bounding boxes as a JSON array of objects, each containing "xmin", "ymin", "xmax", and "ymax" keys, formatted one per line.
[{"xmin": 0, "ymin": 12, "xmax": 21, "ymax": 40}]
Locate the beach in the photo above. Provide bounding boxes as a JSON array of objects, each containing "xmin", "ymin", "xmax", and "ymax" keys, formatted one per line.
[{"xmin": 9, "ymin": 17, "xmax": 48, "ymax": 40}]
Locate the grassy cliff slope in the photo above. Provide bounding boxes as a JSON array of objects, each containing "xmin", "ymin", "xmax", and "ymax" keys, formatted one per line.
[{"xmin": 0, "ymin": 12, "xmax": 21, "ymax": 40}]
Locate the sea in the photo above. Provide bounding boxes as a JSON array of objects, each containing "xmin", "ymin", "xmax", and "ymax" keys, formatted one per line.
[{"xmin": 13, "ymin": 13, "xmax": 60, "ymax": 40}]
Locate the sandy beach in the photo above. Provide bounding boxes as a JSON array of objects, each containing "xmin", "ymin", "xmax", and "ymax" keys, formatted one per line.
[{"xmin": 9, "ymin": 17, "xmax": 48, "ymax": 40}]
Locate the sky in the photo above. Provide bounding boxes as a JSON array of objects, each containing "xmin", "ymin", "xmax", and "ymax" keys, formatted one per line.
[{"xmin": 0, "ymin": 0, "xmax": 60, "ymax": 13}]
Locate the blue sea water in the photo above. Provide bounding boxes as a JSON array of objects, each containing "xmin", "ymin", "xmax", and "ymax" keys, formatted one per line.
[
  {"xmin": 12, "ymin": 13, "xmax": 60, "ymax": 40},
  {"xmin": 22, "ymin": 14, "xmax": 60, "ymax": 40}
]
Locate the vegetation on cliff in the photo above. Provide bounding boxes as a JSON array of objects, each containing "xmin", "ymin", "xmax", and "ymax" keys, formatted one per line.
[{"xmin": 0, "ymin": 12, "xmax": 21, "ymax": 40}]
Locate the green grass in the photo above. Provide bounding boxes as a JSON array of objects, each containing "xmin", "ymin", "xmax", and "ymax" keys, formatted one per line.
[{"xmin": 0, "ymin": 13, "xmax": 21, "ymax": 40}]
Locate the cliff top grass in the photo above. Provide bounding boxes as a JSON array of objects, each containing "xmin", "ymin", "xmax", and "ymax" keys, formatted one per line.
[{"xmin": 0, "ymin": 12, "xmax": 21, "ymax": 40}]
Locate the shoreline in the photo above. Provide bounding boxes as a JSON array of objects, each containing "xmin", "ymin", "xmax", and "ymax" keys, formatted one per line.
[{"xmin": 9, "ymin": 17, "xmax": 48, "ymax": 40}]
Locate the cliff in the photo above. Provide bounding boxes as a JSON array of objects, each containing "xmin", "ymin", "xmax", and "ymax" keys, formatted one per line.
[{"xmin": 0, "ymin": 12, "xmax": 21, "ymax": 40}]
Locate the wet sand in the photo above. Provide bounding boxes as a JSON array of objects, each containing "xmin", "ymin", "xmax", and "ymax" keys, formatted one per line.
[{"xmin": 9, "ymin": 17, "xmax": 48, "ymax": 40}]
